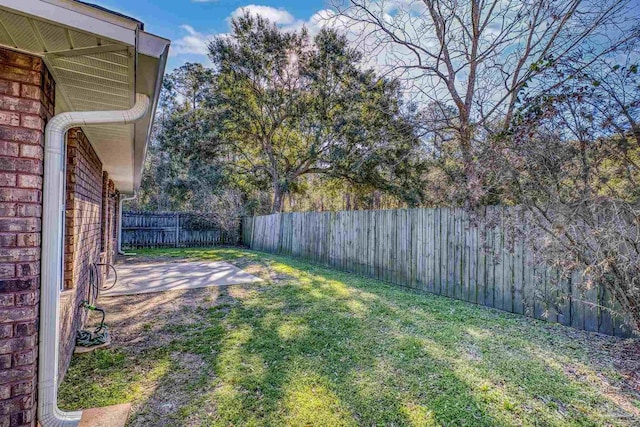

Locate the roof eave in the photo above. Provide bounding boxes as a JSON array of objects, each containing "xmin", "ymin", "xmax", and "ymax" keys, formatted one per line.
[
  {"xmin": 0, "ymin": 0, "xmax": 170, "ymax": 193},
  {"xmin": 0, "ymin": 0, "xmax": 140, "ymax": 44},
  {"xmin": 133, "ymin": 31, "xmax": 170, "ymax": 192}
]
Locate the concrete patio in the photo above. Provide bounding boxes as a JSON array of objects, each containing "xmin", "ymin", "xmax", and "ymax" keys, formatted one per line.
[{"xmin": 103, "ymin": 260, "xmax": 262, "ymax": 296}]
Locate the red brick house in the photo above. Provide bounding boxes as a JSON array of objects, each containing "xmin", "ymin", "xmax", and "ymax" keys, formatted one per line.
[{"xmin": 0, "ymin": 1, "xmax": 169, "ymax": 425}]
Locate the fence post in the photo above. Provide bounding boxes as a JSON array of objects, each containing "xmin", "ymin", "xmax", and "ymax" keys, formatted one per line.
[{"xmin": 175, "ymin": 213, "xmax": 180, "ymax": 248}]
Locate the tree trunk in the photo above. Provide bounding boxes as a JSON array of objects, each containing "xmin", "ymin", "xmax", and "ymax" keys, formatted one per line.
[
  {"xmin": 272, "ymin": 183, "xmax": 285, "ymax": 213},
  {"xmin": 459, "ymin": 123, "xmax": 481, "ymax": 207}
]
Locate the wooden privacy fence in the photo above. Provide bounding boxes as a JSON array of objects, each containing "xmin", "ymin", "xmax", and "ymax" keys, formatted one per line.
[
  {"xmin": 122, "ymin": 211, "xmax": 235, "ymax": 249},
  {"xmin": 242, "ymin": 207, "xmax": 632, "ymax": 337}
]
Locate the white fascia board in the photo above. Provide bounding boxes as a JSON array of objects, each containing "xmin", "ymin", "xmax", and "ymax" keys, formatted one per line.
[
  {"xmin": 0, "ymin": 0, "xmax": 137, "ymax": 45},
  {"xmin": 133, "ymin": 37, "xmax": 169, "ymax": 189},
  {"xmin": 139, "ymin": 31, "xmax": 170, "ymax": 58}
]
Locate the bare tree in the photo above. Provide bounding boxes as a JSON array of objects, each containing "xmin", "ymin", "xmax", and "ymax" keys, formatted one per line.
[
  {"xmin": 331, "ymin": 0, "xmax": 639, "ymax": 205},
  {"xmin": 203, "ymin": 190, "xmax": 246, "ymax": 244},
  {"xmin": 494, "ymin": 51, "xmax": 640, "ymax": 333}
]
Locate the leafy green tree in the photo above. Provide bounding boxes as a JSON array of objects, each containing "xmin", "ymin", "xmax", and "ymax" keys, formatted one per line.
[
  {"xmin": 202, "ymin": 12, "xmax": 424, "ymax": 212},
  {"xmin": 133, "ymin": 63, "xmax": 225, "ymax": 211},
  {"xmin": 135, "ymin": 16, "xmax": 426, "ymax": 215},
  {"xmin": 163, "ymin": 62, "xmax": 213, "ymax": 111}
]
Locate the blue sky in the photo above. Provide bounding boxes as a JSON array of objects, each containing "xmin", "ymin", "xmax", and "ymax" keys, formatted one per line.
[
  {"xmin": 84, "ymin": 0, "xmax": 640, "ymax": 75},
  {"xmin": 84, "ymin": 0, "xmax": 329, "ymax": 71}
]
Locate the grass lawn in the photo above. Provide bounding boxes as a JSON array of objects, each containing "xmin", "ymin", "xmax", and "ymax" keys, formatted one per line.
[{"xmin": 59, "ymin": 248, "xmax": 640, "ymax": 426}]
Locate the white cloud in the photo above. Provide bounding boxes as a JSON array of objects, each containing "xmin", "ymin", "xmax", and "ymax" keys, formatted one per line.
[
  {"xmin": 230, "ymin": 5, "xmax": 296, "ymax": 26},
  {"xmin": 170, "ymin": 25, "xmax": 214, "ymax": 56},
  {"xmin": 171, "ymin": 5, "xmax": 336, "ymax": 61},
  {"xmin": 228, "ymin": 5, "xmax": 335, "ymax": 35},
  {"xmin": 298, "ymin": 9, "xmax": 334, "ymax": 34}
]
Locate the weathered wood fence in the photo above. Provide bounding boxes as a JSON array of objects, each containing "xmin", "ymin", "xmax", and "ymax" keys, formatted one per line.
[
  {"xmin": 242, "ymin": 207, "xmax": 632, "ymax": 337},
  {"xmin": 122, "ymin": 211, "xmax": 234, "ymax": 249}
]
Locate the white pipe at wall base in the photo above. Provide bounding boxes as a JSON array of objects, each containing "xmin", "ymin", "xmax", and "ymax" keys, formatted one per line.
[
  {"xmin": 39, "ymin": 94, "xmax": 150, "ymax": 427},
  {"xmin": 117, "ymin": 192, "xmax": 137, "ymax": 255}
]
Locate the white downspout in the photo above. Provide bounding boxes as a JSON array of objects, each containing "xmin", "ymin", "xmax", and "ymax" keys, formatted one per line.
[
  {"xmin": 39, "ymin": 94, "xmax": 150, "ymax": 427},
  {"xmin": 117, "ymin": 192, "xmax": 137, "ymax": 255}
]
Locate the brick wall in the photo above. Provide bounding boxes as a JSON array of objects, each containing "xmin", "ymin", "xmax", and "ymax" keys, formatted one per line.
[
  {"xmin": 106, "ymin": 180, "xmax": 119, "ymax": 266},
  {"xmin": 107, "ymin": 182, "xmax": 119, "ymax": 268},
  {"xmin": 0, "ymin": 48, "xmax": 54, "ymax": 427},
  {"xmin": 97, "ymin": 172, "xmax": 119, "ymax": 266},
  {"xmin": 58, "ymin": 128, "xmax": 120, "ymax": 380},
  {"xmin": 59, "ymin": 128, "xmax": 105, "ymax": 379},
  {"xmin": 0, "ymin": 47, "xmax": 122, "ymax": 426},
  {"xmin": 112, "ymin": 190, "xmax": 120, "ymax": 263}
]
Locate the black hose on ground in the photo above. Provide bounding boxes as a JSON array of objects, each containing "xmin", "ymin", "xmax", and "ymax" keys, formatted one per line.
[
  {"xmin": 76, "ymin": 262, "xmax": 117, "ymax": 348},
  {"xmin": 76, "ymin": 302, "xmax": 109, "ymax": 347}
]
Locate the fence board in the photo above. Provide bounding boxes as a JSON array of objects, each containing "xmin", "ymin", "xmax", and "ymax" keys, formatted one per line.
[
  {"xmin": 434, "ymin": 208, "xmax": 441, "ymax": 295},
  {"xmin": 496, "ymin": 211, "xmax": 505, "ymax": 311},
  {"xmin": 242, "ymin": 208, "xmax": 632, "ymax": 337},
  {"xmin": 484, "ymin": 212, "xmax": 495, "ymax": 307},
  {"xmin": 122, "ymin": 211, "xmax": 235, "ymax": 249}
]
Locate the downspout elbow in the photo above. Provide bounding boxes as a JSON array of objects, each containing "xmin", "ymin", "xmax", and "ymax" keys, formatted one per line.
[{"xmin": 39, "ymin": 94, "xmax": 150, "ymax": 427}]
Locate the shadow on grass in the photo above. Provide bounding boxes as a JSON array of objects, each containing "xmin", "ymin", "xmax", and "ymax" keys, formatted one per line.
[
  {"xmin": 60, "ymin": 248, "xmax": 638, "ymax": 426},
  {"xmin": 206, "ymin": 281, "xmax": 503, "ymax": 426}
]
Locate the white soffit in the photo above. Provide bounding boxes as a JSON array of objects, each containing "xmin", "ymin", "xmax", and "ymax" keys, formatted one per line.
[{"xmin": 0, "ymin": 1, "xmax": 169, "ymax": 193}]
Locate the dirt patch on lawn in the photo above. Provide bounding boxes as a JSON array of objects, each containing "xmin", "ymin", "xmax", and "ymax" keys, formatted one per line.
[
  {"xmin": 612, "ymin": 340, "xmax": 640, "ymax": 394},
  {"xmin": 92, "ymin": 286, "xmax": 224, "ymax": 352},
  {"xmin": 556, "ymin": 326, "xmax": 640, "ymax": 411},
  {"xmin": 79, "ymin": 255, "xmax": 272, "ymax": 426}
]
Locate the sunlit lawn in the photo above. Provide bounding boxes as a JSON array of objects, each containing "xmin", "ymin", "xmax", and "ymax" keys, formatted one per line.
[{"xmin": 59, "ymin": 248, "xmax": 639, "ymax": 426}]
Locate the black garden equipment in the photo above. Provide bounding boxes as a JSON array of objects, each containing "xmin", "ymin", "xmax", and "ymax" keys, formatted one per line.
[{"xmin": 75, "ymin": 262, "xmax": 118, "ymax": 349}]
